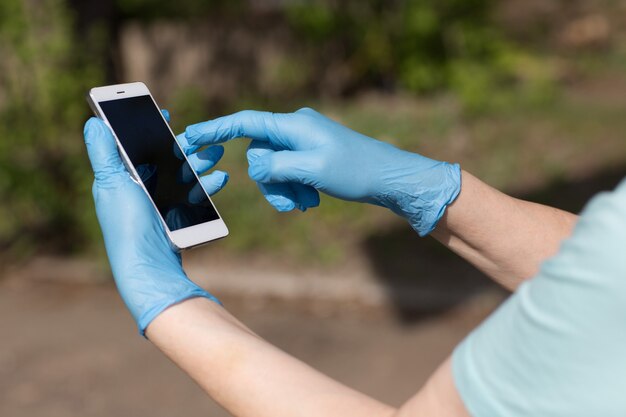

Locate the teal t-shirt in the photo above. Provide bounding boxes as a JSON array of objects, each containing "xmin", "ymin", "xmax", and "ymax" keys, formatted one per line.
[{"xmin": 453, "ymin": 178, "xmax": 626, "ymax": 416}]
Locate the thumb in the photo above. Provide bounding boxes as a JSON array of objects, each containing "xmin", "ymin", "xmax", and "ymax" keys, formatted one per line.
[
  {"xmin": 84, "ymin": 118, "xmax": 128, "ymax": 185},
  {"xmin": 248, "ymin": 150, "xmax": 320, "ymax": 186}
]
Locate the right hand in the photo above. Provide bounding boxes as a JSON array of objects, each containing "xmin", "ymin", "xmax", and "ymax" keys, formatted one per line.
[{"xmin": 179, "ymin": 108, "xmax": 461, "ymax": 236}]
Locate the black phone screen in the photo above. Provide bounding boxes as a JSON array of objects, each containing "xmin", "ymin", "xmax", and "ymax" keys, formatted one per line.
[{"xmin": 99, "ymin": 95, "xmax": 220, "ymax": 231}]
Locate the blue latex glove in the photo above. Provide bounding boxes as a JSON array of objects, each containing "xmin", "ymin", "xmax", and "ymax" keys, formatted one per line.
[
  {"xmin": 83, "ymin": 112, "xmax": 226, "ymax": 335},
  {"xmin": 179, "ymin": 108, "xmax": 461, "ymax": 236}
]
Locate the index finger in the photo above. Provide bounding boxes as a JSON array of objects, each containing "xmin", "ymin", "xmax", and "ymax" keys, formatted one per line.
[{"xmin": 184, "ymin": 110, "xmax": 301, "ymax": 150}]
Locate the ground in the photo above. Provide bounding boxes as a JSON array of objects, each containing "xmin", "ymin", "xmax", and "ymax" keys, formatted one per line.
[{"xmin": 0, "ymin": 260, "xmax": 504, "ymax": 417}]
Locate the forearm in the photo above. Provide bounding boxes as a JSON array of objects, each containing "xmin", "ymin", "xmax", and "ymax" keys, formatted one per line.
[
  {"xmin": 431, "ymin": 171, "xmax": 578, "ymax": 290},
  {"xmin": 146, "ymin": 298, "xmax": 395, "ymax": 417}
]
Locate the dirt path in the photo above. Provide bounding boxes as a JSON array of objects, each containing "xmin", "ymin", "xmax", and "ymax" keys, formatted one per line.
[{"xmin": 0, "ymin": 266, "xmax": 503, "ymax": 417}]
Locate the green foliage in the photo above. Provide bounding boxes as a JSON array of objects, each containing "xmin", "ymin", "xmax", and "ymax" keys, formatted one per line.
[
  {"xmin": 286, "ymin": 0, "xmax": 556, "ymax": 111},
  {"xmin": 0, "ymin": 0, "xmax": 103, "ymax": 256}
]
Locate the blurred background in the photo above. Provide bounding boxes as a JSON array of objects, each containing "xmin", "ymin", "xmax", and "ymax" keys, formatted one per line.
[{"xmin": 1, "ymin": 0, "xmax": 626, "ymax": 416}]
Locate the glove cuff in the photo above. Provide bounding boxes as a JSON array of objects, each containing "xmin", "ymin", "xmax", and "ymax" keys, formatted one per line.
[
  {"xmin": 386, "ymin": 162, "xmax": 462, "ymax": 237},
  {"xmin": 137, "ymin": 288, "xmax": 222, "ymax": 337}
]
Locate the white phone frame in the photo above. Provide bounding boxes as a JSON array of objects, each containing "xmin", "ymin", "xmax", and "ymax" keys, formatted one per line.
[{"xmin": 87, "ymin": 81, "xmax": 228, "ymax": 250}]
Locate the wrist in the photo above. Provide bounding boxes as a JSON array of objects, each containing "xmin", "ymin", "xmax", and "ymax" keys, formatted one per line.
[
  {"xmin": 379, "ymin": 154, "xmax": 462, "ymax": 237},
  {"xmin": 114, "ymin": 266, "xmax": 221, "ymax": 336},
  {"xmin": 138, "ymin": 287, "xmax": 222, "ymax": 337}
]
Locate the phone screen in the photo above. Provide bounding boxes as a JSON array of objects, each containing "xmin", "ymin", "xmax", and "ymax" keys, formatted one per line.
[{"xmin": 99, "ymin": 95, "xmax": 220, "ymax": 231}]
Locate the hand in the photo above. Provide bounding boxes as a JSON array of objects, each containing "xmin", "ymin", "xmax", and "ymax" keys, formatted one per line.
[
  {"xmin": 180, "ymin": 108, "xmax": 461, "ymax": 236},
  {"xmin": 83, "ymin": 111, "xmax": 226, "ymax": 335}
]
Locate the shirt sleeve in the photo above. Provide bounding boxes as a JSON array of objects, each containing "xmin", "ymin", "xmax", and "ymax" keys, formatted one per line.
[{"xmin": 452, "ymin": 178, "xmax": 626, "ymax": 417}]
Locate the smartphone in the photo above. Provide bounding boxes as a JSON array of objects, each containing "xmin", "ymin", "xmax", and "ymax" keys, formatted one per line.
[{"xmin": 87, "ymin": 82, "xmax": 228, "ymax": 249}]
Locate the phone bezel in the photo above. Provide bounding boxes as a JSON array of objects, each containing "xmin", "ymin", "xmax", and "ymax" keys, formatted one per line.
[{"xmin": 87, "ymin": 81, "xmax": 228, "ymax": 250}]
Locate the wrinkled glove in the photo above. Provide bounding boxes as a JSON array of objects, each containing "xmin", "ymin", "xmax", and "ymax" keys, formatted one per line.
[
  {"xmin": 83, "ymin": 112, "xmax": 226, "ymax": 335},
  {"xmin": 180, "ymin": 108, "xmax": 461, "ymax": 236}
]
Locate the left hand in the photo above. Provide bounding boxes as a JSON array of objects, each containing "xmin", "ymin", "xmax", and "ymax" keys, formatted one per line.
[{"xmin": 83, "ymin": 111, "xmax": 226, "ymax": 335}]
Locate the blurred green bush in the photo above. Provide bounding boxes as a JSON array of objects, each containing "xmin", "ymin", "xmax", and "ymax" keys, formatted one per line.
[
  {"xmin": 0, "ymin": 0, "xmax": 104, "ymax": 258},
  {"xmin": 286, "ymin": 0, "xmax": 557, "ymax": 112}
]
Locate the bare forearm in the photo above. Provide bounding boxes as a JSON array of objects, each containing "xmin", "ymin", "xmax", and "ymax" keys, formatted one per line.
[
  {"xmin": 432, "ymin": 171, "xmax": 578, "ymax": 290},
  {"xmin": 147, "ymin": 298, "xmax": 395, "ymax": 417}
]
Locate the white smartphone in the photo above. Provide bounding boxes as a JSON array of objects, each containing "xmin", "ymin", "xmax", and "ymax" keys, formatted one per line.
[{"xmin": 87, "ymin": 82, "xmax": 228, "ymax": 250}]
